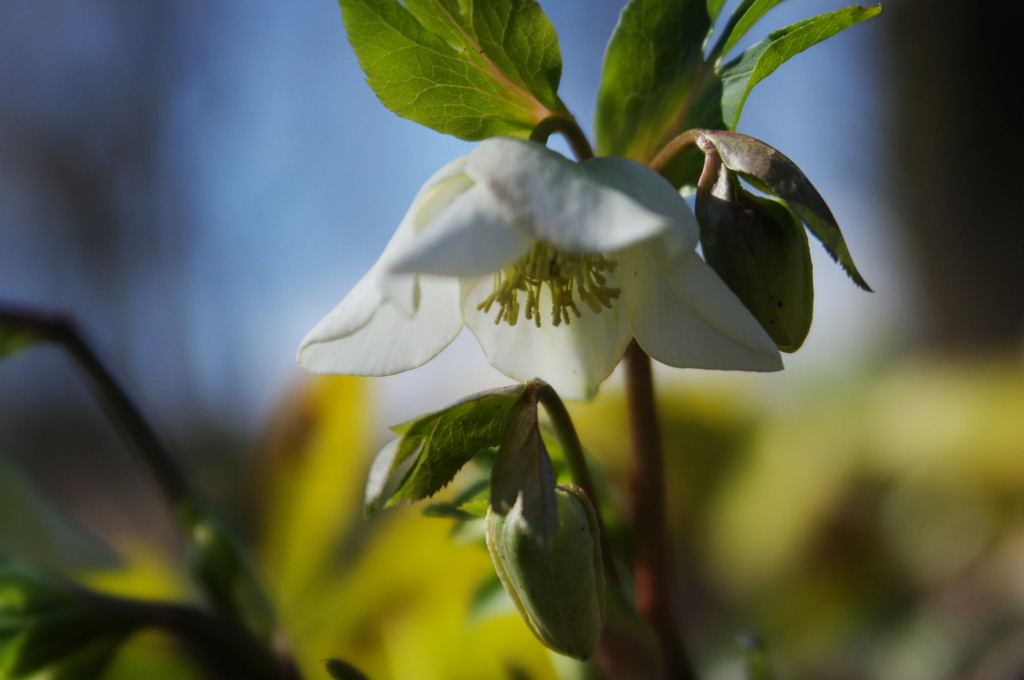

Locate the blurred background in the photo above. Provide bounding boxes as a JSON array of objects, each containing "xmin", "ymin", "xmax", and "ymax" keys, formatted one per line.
[{"xmin": 1, "ymin": 0, "xmax": 1022, "ymax": 678}]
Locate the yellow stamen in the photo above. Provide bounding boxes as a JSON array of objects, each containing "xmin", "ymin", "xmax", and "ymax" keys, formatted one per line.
[{"xmin": 476, "ymin": 242, "xmax": 620, "ymax": 327}]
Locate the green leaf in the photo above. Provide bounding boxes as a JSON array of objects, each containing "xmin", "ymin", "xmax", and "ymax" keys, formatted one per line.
[
  {"xmin": 595, "ymin": 0, "xmax": 713, "ymax": 162},
  {"xmin": 423, "ymin": 478, "xmax": 490, "ymax": 520},
  {"xmin": 718, "ymin": 4, "xmax": 882, "ymax": 129},
  {"xmin": 696, "ymin": 159, "xmax": 813, "ymax": 352},
  {"xmin": 709, "ymin": 0, "xmax": 787, "ymax": 63},
  {"xmin": 700, "ymin": 130, "xmax": 870, "ymax": 290},
  {"xmin": 339, "ymin": 0, "xmax": 569, "ymax": 140},
  {"xmin": 363, "ymin": 385, "xmax": 524, "ymax": 515},
  {"xmin": 3, "ymin": 627, "xmax": 125, "ymax": 680},
  {"xmin": 0, "ymin": 560, "xmax": 76, "ymax": 630},
  {"xmin": 706, "ymin": 0, "xmax": 728, "ymax": 23},
  {"xmin": 0, "ymin": 562, "xmax": 129, "ymax": 679}
]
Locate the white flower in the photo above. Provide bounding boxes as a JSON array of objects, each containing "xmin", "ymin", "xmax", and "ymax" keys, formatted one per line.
[{"xmin": 298, "ymin": 137, "xmax": 781, "ymax": 401}]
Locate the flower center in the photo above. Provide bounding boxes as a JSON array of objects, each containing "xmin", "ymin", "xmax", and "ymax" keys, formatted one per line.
[{"xmin": 476, "ymin": 242, "xmax": 620, "ymax": 327}]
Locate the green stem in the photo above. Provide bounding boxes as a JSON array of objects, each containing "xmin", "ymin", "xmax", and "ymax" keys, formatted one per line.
[
  {"xmin": 1, "ymin": 303, "xmax": 293, "ymax": 675},
  {"xmin": 95, "ymin": 594, "xmax": 296, "ymax": 680},
  {"xmin": 623, "ymin": 341, "xmax": 697, "ymax": 680},
  {"xmin": 0, "ymin": 305, "xmax": 190, "ymax": 506},
  {"xmin": 535, "ymin": 380, "xmax": 618, "ymax": 584},
  {"xmin": 530, "ymin": 116, "xmax": 595, "ymax": 161},
  {"xmin": 649, "ymin": 129, "xmax": 706, "ymax": 175}
]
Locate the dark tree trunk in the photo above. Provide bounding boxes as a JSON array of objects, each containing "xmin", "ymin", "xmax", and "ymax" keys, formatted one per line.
[{"xmin": 884, "ymin": 1, "xmax": 1024, "ymax": 349}]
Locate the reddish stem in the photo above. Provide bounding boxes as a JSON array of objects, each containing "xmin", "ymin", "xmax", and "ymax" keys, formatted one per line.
[{"xmin": 623, "ymin": 341, "xmax": 696, "ymax": 680}]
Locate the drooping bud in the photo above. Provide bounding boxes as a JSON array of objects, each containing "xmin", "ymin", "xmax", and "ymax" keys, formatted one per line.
[
  {"xmin": 486, "ymin": 484, "xmax": 605, "ymax": 660},
  {"xmin": 696, "ymin": 151, "xmax": 813, "ymax": 352}
]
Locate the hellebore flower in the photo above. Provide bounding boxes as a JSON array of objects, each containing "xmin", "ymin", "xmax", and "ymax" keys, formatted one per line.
[{"xmin": 298, "ymin": 137, "xmax": 781, "ymax": 401}]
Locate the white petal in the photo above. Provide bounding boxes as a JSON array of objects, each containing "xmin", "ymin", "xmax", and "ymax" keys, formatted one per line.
[
  {"xmin": 375, "ymin": 157, "xmax": 473, "ymax": 315},
  {"xmin": 462, "ymin": 277, "xmax": 632, "ymax": 401},
  {"xmin": 298, "ymin": 275, "xmax": 464, "ymax": 376},
  {"xmin": 466, "ymin": 138, "xmax": 673, "ymax": 253},
  {"xmin": 618, "ymin": 243, "xmax": 783, "ymax": 372},
  {"xmin": 388, "ymin": 183, "xmax": 532, "ymax": 277},
  {"xmin": 299, "ymin": 269, "xmax": 383, "ymax": 351},
  {"xmin": 404, "ymin": 157, "xmax": 474, "ymax": 232},
  {"xmin": 580, "ymin": 157, "xmax": 698, "ymax": 254}
]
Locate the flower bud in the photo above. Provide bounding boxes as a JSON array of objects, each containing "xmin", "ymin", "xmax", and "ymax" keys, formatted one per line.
[
  {"xmin": 485, "ymin": 484, "xmax": 605, "ymax": 660},
  {"xmin": 697, "ymin": 164, "xmax": 813, "ymax": 353}
]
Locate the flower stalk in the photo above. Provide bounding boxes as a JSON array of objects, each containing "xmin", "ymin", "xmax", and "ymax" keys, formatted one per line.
[
  {"xmin": 528, "ymin": 116, "xmax": 594, "ymax": 161},
  {"xmin": 624, "ymin": 340, "xmax": 697, "ymax": 680},
  {"xmin": 0, "ymin": 305, "xmax": 190, "ymax": 507},
  {"xmin": 533, "ymin": 380, "xmax": 619, "ymax": 584},
  {"xmin": 0, "ymin": 303, "xmax": 291, "ymax": 675},
  {"xmin": 649, "ymin": 129, "xmax": 705, "ymax": 175}
]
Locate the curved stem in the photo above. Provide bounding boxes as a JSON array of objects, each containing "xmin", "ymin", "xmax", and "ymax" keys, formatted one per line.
[
  {"xmin": 1, "ymin": 303, "xmax": 294, "ymax": 675},
  {"xmin": 530, "ymin": 116, "xmax": 595, "ymax": 161},
  {"xmin": 535, "ymin": 380, "xmax": 619, "ymax": 584},
  {"xmin": 0, "ymin": 305, "xmax": 190, "ymax": 506},
  {"xmin": 623, "ymin": 341, "xmax": 697, "ymax": 680},
  {"xmin": 649, "ymin": 129, "xmax": 705, "ymax": 175}
]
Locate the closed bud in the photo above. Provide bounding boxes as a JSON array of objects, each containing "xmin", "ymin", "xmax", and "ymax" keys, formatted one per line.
[
  {"xmin": 485, "ymin": 484, "xmax": 605, "ymax": 660},
  {"xmin": 696, "ymin": 162, "xmax": 813, "ymax": 353}
]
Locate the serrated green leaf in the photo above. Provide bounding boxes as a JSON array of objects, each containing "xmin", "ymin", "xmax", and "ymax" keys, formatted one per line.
[
  {"xmin": 701, "ymin": 130, "xmax": 870, "ymax": 290},
  {"xmin": 423, "ymin": 478, "xmax": 490, "ymax": 519},
  {"xmin": 364, "ymin": 386, "xmax": 524, "ymax": 515},
  {"xmin": 595, "ymin": 0, "xmax": 713, "ymax": 162},
  {"xmin": 339, "ymin": 0, "xmax": 569, "ymax": 140},
  {"xmin": 392, "ymin": 394, "xmax": 519, "ymax": 504},
  {"xmin": 718, "ymin": 4, "xmax": 881, "ymax": 129},
  {"xmin": 709, "ymin": 0, "xmax": 786, "ymax": 63},
  {"xmin": 363, "ymin": 439, "xmax": 409, "ymax": 517}
]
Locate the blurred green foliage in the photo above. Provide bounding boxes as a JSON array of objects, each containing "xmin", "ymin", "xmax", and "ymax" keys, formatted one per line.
[{"xmin": 4, "ymin": 356, "xmax": 1024, "ymax": 679}]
